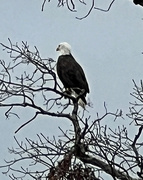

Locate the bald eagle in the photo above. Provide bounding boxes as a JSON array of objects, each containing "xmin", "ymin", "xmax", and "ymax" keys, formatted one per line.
[{"xmin": 56, "ymin": 42, "xmax": 89, "ymax": 107}]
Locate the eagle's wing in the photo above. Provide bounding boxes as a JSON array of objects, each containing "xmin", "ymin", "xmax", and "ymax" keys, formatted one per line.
[{"xmin": 57, "ymin": 55, "xmax": 89, "ymax": 94}]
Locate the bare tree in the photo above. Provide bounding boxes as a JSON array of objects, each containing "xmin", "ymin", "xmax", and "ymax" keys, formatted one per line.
[{"xmin": 0, "ymin": 40, "xmax": 143, "ymax": 180}]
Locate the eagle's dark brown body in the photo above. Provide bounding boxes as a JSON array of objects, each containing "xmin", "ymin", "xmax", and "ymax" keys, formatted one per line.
[{"xmin": 57, "ymin": 54, "xmax": 89, "ymax": 104}]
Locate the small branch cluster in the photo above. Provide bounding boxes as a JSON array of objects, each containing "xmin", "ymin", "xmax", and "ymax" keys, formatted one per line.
[
  {"xmin": 127, "ymin": 80, "xmax": 143, "ymax": 179},
  {"xmin": 0, "ymin": 39, "xmax": 78, "ymax": 133},
  {"xmin": 41, "ymin": 0, "xmax": 116, "ymax": 19},
  {"xmin": 128, "ymin": 80, "xmax": 143, "ymax": 126}
]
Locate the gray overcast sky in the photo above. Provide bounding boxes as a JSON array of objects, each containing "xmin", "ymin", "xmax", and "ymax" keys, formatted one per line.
[{"xmin": 0, "ymin": 0, "xmax": 143, "ymax": 179}]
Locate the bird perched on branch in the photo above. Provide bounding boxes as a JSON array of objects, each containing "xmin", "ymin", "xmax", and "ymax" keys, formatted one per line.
[{"xmin": 56, "ymin": 42, "xmax": 89, "ymax": 108}]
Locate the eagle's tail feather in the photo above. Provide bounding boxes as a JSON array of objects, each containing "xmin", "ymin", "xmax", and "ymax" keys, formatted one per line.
[{"xmin": 78, "ymin": 96, "xmax": 86, "ymax": 109}]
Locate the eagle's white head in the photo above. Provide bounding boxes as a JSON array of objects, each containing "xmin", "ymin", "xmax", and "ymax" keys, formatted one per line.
[{"xmin": 56, "ymin": 42, "xmax": 71, "ymax": 55}]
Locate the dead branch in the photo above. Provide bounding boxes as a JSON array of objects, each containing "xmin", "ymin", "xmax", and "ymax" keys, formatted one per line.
[{"xmin": 41, "ymin": 0, "xmax": 116, "ymax": 19}]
